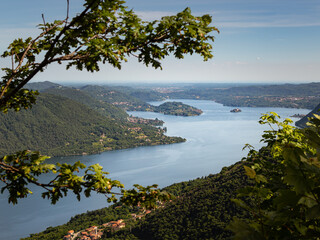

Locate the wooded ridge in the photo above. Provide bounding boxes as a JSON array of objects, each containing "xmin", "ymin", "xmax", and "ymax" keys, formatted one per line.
[{"xmin": 0, "ymin": 92, "xmax": 184, "ymax": 157}]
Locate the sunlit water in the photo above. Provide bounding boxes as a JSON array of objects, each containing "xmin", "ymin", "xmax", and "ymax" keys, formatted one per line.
[{"xmin": 0, "ymin": 100, "xmax": 310, "ymax": 239}]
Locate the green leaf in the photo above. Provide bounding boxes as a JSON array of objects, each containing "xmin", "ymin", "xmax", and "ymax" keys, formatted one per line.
[
  {"xmin": 255, "ymin": 174, "xmax": 267, "ymax": 183},
  {"xmin": 244, "ymin": 165, "xmax": 256, "ymax": 179},
  {"xmin": 298, "ymin": 195, "xmax": 318, "ymax": 208}
]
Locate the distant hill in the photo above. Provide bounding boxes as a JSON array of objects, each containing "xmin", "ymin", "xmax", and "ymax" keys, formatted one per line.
[
  {"xmin": 26, "ymin": 81, "xmax": 62, "ymax": 91},
  {"xmin": 295, "ymin": 103, "xmax": 320, "ymax": 128},
  {"xmin": 0, "ymin": 93, "xmax": 184, "ymax": 157},
  {"xmin": 222, "ymin": 82, "xmax": 320, "ymax": 97},
  {"xmin": 43, "ymin": 87, "xmax": 128, "ymax": 120},
  {"xmin": 81, "ymin": 85, "xmax": 204, "ymax": 116},
  {"xmin": 108, "ymin": 86, "xmax": 166, "ymax": 102},
  {"xmin": 26, "ymin": 82, "xmax": 320, "ymax": 110},
  {"xmin": 81, "ymin": 85, "xmax": 152, "ymax": 111},
  {"xmin": 163, "ymin": 82, "xmax": 320, "ymax": 109}
]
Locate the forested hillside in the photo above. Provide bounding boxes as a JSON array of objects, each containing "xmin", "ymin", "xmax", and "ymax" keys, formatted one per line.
[
  {"xmin": 0, "ymin": 93, "xmax": 184, "ymax": 157},
  {"xmin": 24, "ymin": 161, "xmax": 250, "ymax": 240},
  {"xmin": 109, "ymin": 162, "xmax": 249, "ymax": 240},
  {"xmin": 28, "ymin": 81, "xmax": 129, "ymax": 119},
  {"xmin": 81, "ymin": 85, "xmax": 152, "ymax": 111},
  {"xmin": 44, "ymin": 87, "xmax": 129, "ymax": 120},
  {"xmin": 108, "ymin": 86, "xmax": 165, "ymax": 102},
  {"xmin": 26, "ymin": 81, "xmax": 62, "ymax": 91},
  {"xmin": 80, "ymin": 85, "xmax": 203, "ymax": 116}
]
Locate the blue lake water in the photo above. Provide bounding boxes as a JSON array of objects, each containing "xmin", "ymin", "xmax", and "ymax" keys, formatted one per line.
[{"xmin": 0, "ymin": 99, "xmax": 310, "ymax": 239}]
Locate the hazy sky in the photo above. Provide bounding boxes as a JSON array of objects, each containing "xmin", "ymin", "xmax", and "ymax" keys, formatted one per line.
[{"xmin": 0, "ymin": 0, "xmax": 319, "ymax": 84}]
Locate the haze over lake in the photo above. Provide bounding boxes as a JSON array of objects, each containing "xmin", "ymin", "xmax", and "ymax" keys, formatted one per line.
[{"xmin": 0, "ymin": 99, "xmax": 310, "ymax": 240}]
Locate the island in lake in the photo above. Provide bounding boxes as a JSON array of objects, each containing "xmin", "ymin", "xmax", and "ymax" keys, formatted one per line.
[
  {"xmin": 230, "ymin": 108, "xmax": 242, "ymax": 113},
  {"xmin": 154, "ymin": 101, "xmax": 203, "ymax": 116},
  {"xmin": 290, "ymin": 114, "xmax": 306, "ymax": 118}
]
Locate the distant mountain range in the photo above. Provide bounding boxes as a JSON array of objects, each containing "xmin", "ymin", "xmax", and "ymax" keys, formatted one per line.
[{"xmin": 161, "ymin": 82, "xmax": 320, "ymax": 110}]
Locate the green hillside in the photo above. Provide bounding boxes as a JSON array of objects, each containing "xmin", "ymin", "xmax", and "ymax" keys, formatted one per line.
[
  {"xmin": 81, "ymin": 85, "xmax": 152, "ymax": 111},
  {"xmin": 24, "ymin": 161, "xmax": 250, "ymax": 240},
  {"xmin": 108, "ymin": 86, "xmax": 166, "ymax": 102},
  {"xmin": 26, "ymin": 81, "xmax": 62, "ymax": 91},
  {"xmin": 110, "ymin": 162, "xmax": 249, "ymax": 240},
  {"xmin": 44, "ymin": 87, "xmax": 129, "ymax": 120},
  {"xmin": 27, "ymin": 82, "xmax": 129, "ymax": 119},
  {"xmin": 0, "ymin": 93, "xmax": 184, "ymax": 157},
  {"xmin": 81, "ymin": 85, "xmax": 203, "ymax": 116}
]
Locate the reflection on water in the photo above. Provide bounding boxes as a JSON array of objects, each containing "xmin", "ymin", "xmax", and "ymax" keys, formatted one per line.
[{"xmin": 0, "ymin": 100, "xmax": 310, "ymax": 239}]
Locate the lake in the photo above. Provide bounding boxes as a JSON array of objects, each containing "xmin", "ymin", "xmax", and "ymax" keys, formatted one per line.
[{"xmin": 0, "ymin": 99, "xmax": 310, "ymax": 239}]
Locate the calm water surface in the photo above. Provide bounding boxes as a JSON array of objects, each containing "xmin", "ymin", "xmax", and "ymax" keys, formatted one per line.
[{"xmin": 0, "ymin": 100, "xmax": 310, "ymax": 239}]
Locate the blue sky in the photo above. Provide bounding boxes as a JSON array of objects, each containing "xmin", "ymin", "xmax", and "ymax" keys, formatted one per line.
[{"xmin": 0, "ymin": 0, "xmax": 319, "ymax": 84}]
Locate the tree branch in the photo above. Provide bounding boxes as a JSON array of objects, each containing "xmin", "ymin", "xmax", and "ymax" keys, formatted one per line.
[
  {"xmin": 0, "ymin": 20, "xmax": 66, "ymax": 101},
  {"xmin": 0, "ymin": 160, "xmax": 124, "ymax": 200},
  {"xmin": 0, "ymin": 0, "xmax": 99, "ymax": 107}
]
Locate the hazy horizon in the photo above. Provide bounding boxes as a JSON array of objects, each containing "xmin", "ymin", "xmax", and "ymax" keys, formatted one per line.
[{"xmin": 29, "ymin": 80, "xmax": 319, "ymax": 87}]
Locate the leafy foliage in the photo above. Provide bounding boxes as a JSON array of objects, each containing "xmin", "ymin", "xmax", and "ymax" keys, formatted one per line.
[
  {"xmin": 1, "ymin": 0, "xmax": 216, "ymax": 205},
  {"xmin": 229, "ymin": 113, "xmax": 320, "ymax": 239},
  {"xmin": 0, "ymin": 150, "xmax": 122, "ymax": 205},
  {"xmin": 0, "ymin": 0, "xmax": 217, "ymax": 113},
  {"xmin": 0, "ymin": 148, "xmax": 173, "ymax": 207}
]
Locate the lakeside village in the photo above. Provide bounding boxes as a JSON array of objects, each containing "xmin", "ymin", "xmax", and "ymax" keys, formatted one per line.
[
  {"xmin": 63, "ymin": 210, "xmax": 151, "ymax": 240},
  {"xmin": 127, "ymin": 116, "xmax": 164, "ymax": 126},
  {"xmin": 63, "ymin": 200, "xmax": 170, "ymax": 240}
]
